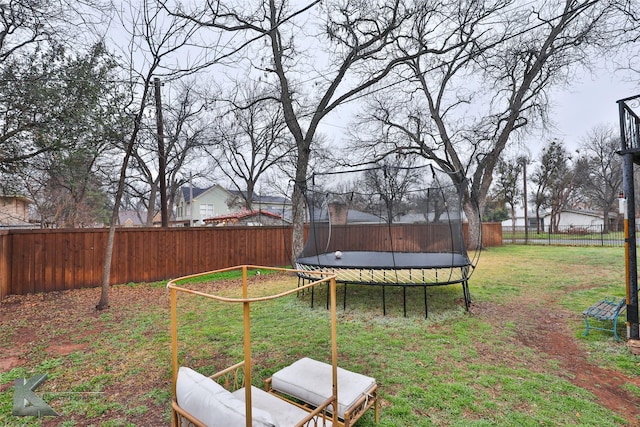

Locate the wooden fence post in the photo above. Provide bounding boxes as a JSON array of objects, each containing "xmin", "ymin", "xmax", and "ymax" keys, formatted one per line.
[{"xmin": 0, "ymin": 231, "xmax": 11, "ymax": 300}]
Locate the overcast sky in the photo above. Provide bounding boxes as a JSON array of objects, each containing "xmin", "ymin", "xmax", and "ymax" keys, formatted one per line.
[{"xmin": 548, "ymin": 70, "xmax": 639, "ymax": 149}]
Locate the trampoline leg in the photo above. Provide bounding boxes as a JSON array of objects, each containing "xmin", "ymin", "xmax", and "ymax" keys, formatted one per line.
[
  {"xmin": 424, "ymin": 286, "xmax": 428, "ymax": 319},
  {"xmin": 343, "ymin": 283, "xmax": 347, "ymax": 310},
  {"xmin": 382, "ymin": 286, "xmax": 386, "ymax": 316},
  {"xmin": 403, "ymin": 286, "xmax": 407, "ymax": 317},
  {"xmin": 326, "ymin": 282, "xmax": 329, "ymax": 310},
  {"xmin": 311, "ymin": 285, "xmax": 315, "ymax": 308},
  {"xmin": 463, "ymin": 280, "xmax": 470, "ymax": 311}
]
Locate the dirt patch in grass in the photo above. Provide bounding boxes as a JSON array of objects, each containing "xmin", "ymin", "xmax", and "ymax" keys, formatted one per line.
[
  {"xmin": 472, "ymin": 301, "xmax": 640, "ymax": 425},
  {"xmin": 0, "ymin": 357, "xmax": 20, "ymax": 373},
  {"xmin": 1, "ymin": 285, "xmax": 171, "ymax": 426},
  {"xmin": 46, "ymin": 343, "xmax": 89, "ymax": 356}
]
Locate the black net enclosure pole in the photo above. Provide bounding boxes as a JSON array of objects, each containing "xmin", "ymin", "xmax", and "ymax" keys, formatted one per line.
[{"xmin": 618, "ymin": 95, "xmax": 640, "ymax": 340}]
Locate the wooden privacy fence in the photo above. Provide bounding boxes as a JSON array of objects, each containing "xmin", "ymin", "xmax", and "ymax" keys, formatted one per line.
[
  {"xmin": 0, "ymin": 226, "xmax": 293, "ymax": 299},
  {"xmin": 0, "ymin": 223, "xmax": 501, "ymax": 299},
  {"xmin": 314, "ymin": 223, "xmax": 476, "ymax": 253}
]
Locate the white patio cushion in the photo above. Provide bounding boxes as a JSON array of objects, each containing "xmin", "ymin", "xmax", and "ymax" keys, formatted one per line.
[
  {"xmin": 233, "ymin": 386, "xmax": 332, "ymax": 427},
  {"xmin": 270, "ymin": 357, "xmax": 376, "ymax": 418},
  {"xmin": 176, "ymin": 366, "xmax": 278, "ymax": 427}
]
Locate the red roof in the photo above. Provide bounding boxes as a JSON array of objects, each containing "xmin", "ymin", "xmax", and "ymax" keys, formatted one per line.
[{"xmin": 203, "ymin": 209, "xmax": 282, "ymax": 224}]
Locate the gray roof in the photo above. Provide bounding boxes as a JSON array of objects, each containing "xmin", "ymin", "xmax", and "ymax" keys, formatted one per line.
[
  {"xmin": 228, "ymin": 189, "xmax": 289, "ymax": 204},
  {"xmin": 312, "ymin": 208, "xmax": 381, "ymax": 223},
  {"xmin": 181, "ymin": 187, "xmax": 208, "ymax": 203}
]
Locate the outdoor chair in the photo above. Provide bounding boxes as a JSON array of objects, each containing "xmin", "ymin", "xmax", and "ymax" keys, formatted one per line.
[
  {"xmin": 265, "ymin": 357, "xmax": 379, "ymax": 427},
  {"xmin": 582, "ymin": 297, "xmax": 626, "ymax": 341},
  {"xmin": 173, "ymin": 363, "xmax": 334, "ymax": 427}
]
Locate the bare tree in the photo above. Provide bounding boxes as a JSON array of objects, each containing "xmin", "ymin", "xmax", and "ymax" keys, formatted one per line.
[
  {"xmin": 361, "ymin": 157, "xmax": 422, "ymax": 224},
  {"xmin": 125, "ymin": 81, "xmax": 211, "ymax": 225},
  {"xmin": 547, "ymin": 159, "xmax": 581, "ymax": 234},
  {"xmin": 350, "ymin": 0, "xmax": 620, "ymax": 248},
  {"xmin": 494, "ymin": 156, "xmax": 523, "ymax": 241},
  {"xmin": 165, "ymin": 0, "xmax": 418, "ymax": 258},
  {"xmin": 164, "ymin": 84, "xmax": 213, "ymax": 219},
  {"xmin": 96, "ymin": 0, "xmax": 204, "ymax": 310},
  {"xmin": 206, "ymin": 82, "xmax": 294, "ymax": 210},
  {"xmin": 530, "ymin": 139, "xmax": 577, "ymax": 233},
  {"xmin": 577, "ymin": 124, "xmax": 623, "ymax": 233},
  {"xmin": 163, "ymin": 0, "xmax": 628, "ymax": 255},
  {"xmin": 610, "ymin": 0, "xmax": 640, "ymax": 79}
]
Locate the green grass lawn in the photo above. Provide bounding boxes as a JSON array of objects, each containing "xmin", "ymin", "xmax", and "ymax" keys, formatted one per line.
[{"xmin": 1, "ymin": 246, "xmax": 638, "ymax": 426}]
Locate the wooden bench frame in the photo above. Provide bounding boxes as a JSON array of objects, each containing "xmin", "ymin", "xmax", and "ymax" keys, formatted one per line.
[{"xmin": 582, "ymin": 297, "xmax": 626, "ymax": 341}]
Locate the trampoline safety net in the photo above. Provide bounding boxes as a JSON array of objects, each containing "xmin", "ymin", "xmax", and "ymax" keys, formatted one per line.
[{"xmin": 295, "ymin": 164, "xmax": 478, "ymax": 290}]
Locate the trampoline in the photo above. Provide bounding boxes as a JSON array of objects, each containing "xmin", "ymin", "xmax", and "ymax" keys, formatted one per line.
[{"xmin": 295, "ymin": 163, "xmax": 479, "ymax": 317}]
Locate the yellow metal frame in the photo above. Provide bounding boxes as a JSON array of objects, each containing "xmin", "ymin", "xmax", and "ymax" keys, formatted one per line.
[{"xmin": 167, "ymin": 265, "xmax": 339, "ymax": 427}]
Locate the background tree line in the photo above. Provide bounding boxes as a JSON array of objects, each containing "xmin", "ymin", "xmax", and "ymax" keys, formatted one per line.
[{"xmin": 489, "ymin": 124, "xmax": 627, "ymax": 234}]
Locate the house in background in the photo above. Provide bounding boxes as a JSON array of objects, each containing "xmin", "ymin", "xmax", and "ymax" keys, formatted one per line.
[
  {"xmin": 118, "ymin": 210, "xmax": 162, "ymax": 227},
  {"xmin": 118, "ymin": 210, "xmax": 145, "ymax": 227},
  {"xmin": 174, "ymin": 185, "xmax": 290, "ymax": 226},
  {"xmin": 227, "ymin": 190, "xmax": 291, "ymax": 214},
  {"xmin": 0, "ymin": 195, "xmax": 32, "ymax": 228},
  {"xmin": 541, "ymin": 209, "xmax": 618, "ymax": 230},
  {"xmin": 502, "ymin": 208, "xmax": 618, "ymax": 231},
  {"xmin": 501, "ymin": 209, "xmax": 542, "ymax": 230}
]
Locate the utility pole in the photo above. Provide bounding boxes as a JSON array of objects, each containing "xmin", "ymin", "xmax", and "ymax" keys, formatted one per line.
[
  {"xmin": 522, "ymin": 158, "xmax": 529, "ymax": 244},
  {"xmin": 189, "ymin": 172, "xmax": 194, "ymax": 226},
  {"xmin": 154, "ymin": 77, "xmax": 168, "ymax": 227}
]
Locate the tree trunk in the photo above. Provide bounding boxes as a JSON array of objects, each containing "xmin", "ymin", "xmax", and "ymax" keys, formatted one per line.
[
  {"xmin": 510, "ymin": 204, "xmax": 516, "ymax": 244},
  {"xmin": 246, "ymin": 181, "xmax": 254, "ymax": 211},
  {"xmin": 146, "ymin": 182, "xmax": 157, "ymax": 226},
  {"xmin": 96, "ymin": 113, "xmax": 144, "ymax": 309},
  {"xmin": 97, "ymin": 226, "xmax": 115, "ymax": 310},
  {"xmin": 290, "ymin": 143, "xmax": 311, "ymax": 262},
  {"xmin": 96, "ymin": 146, "xmax": 133, "ymax": 310},
  {"xmin": 463, "ymin": 200, "xmax": 482, "ymax": 251}
]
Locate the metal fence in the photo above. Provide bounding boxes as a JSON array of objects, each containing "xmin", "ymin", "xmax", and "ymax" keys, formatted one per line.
[{"xmin": 501, "ymin": 225, "xmax": 628, "ymax": 246}]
